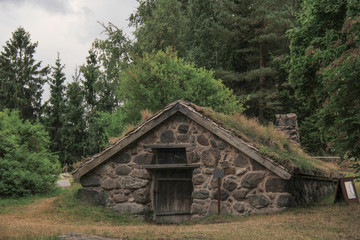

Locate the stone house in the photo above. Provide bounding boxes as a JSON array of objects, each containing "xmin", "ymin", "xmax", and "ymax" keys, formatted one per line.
[{"xmin": 72, "ymin": 100, "xmax": 338, "ymax": 223}]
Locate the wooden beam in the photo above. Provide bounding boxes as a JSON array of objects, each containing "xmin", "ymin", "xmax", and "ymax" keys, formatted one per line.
[
  {"xmin": 155, "ymin": 212, "xmax": 191, "ymax": 216},
  {"xmin": 144, "ymin": 144, "xmax": 194, "ymax": 149},
  {"xmin": 294, "ymin": 174, "xmax": 338, "ymax": 182},
  {"xmin": 143, "ymin": 164, "xmax": 200, "ymax": 170},
  {"xmin": 156, "ymin": 178, "xmax": 192, "ymax": 181},
  {"xmin": 73, "ymin": 103, "xmax": 180, "ymax": 180},
  {"xmin": 178, "ymin": 105, "xmax": 292, "ymax": 180}
]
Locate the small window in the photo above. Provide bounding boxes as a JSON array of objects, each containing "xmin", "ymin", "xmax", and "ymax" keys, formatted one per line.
[{"xmin": 157, "ymin": 148, "xmax": 187, "ymax": 164}]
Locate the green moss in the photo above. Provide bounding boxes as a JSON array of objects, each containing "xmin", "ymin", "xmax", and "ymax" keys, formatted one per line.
[{"xmin": 191, "ymin": 103, "xmax": 338, "ymax": 177}]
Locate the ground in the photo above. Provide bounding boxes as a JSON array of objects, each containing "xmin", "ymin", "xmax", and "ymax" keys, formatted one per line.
[
  {"xmin": 1, "ymin": 164, "xmax": 359, "ymax": 240},
  {"xmin": 0, "ymin": 193, "xmax": 359, "ymax": 240}
]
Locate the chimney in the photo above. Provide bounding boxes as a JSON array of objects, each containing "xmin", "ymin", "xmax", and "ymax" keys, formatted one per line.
[{"xmin": 275, "ymin": 113, "xmax": 300, "ymax": 146}]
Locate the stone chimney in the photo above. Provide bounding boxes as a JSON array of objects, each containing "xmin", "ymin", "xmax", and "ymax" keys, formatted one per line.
[{"xmin": 275, "ymin": 113, "xmax": 300, "ymax": 146}]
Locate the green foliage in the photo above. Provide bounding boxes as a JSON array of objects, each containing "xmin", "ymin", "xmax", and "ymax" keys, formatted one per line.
[
  {"xmin": 117, "ymin": 48, "xmax": 244, "ymax": 124},
  {"xmin": 0, "ymin": 110, "xmax": 61, "ymax": 197},
  {"xmin": 93, "ymin": 110, "xmax": 127, "ymax": 144},
  {"xmin": 287, "ymin": 0, "xmax": 360, "ymax": 173},
  {"xmin": 286, "ymin": 0, "xmax": 348, "ymax": 154},
  {"xmin": 75, "ymin": 25, "xmax": 131, "ymax": 158},
  {"xmin": 186, "ymin": 0, "xmax": 227, "ymax": 69},
  {"xmin": 130, "ymin": 0, "xmax": 189, "ymax": 56},
  {"xmin": 92, "ymin": 22, "xmax": 131, "ymax": 84},
  {"xmin": 84, "ymin": 111, "xmax": 111, "ymax": 155},
  {"xmin": 129, "ymin": 0, "xmax": 298, "ymax": 123},
  {"xmin": 319, "ymin": 15, "xmax": 360, "ymax": 174},
  {"xmin": 0, "ymin": 27, "xmax": 48, "ymax": 121},
  {"xmin": 235, "ymin": 0, "xmax": 296, "ymax": 121}
]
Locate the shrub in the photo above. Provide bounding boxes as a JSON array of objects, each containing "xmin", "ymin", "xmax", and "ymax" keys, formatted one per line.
[
  {"xmin": 0, "ymin": 109, "xmax": 61, "ymax": 197},
  {"xmin": 117, "ymin": 48, "xmax": 245, "ymax": 123}
]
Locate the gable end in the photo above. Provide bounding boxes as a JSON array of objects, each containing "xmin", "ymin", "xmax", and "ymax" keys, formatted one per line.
[{"xmin": 72, "ymin": 101, "xmax": 292, "ymax": 181}]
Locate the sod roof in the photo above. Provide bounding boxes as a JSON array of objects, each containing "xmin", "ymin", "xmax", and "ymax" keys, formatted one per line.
[
  {"xmin": 185, "ymin": 102, "xmax": 339, "ymax": 179},
  {"xmin": 72, "ymin": 100, "xmax": 339, "ymax": 181}
]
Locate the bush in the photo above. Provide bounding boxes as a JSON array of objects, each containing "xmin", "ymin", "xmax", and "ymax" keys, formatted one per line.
[
  {"xmin": 0, "ymin": 110, "xmax": 61, "ymax": 197},
  {"xmin": 118, "ymin": 48, "xmax": 245, "ymax": 124}
]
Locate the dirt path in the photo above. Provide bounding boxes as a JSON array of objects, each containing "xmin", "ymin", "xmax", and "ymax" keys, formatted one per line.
[
  {"xmin": 57, "ymin": 173, "xmax": 72, "ymax": 188},
  {"xmin": 1, "ymin": 196, "xmax": 359, "ymax": 240}
]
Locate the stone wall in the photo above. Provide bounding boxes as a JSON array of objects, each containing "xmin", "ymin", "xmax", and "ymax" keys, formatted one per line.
[
  {"xmin": 287, "ymin": 177, "xmax": 336, "ymax": 205},
  {"xmin": 77, "ymin": 112, "xmax": 333, "ymax": 220}
]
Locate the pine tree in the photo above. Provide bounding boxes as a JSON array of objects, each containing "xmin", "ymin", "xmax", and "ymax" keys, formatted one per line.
[
  {"xmin": 229, "ymin": 0, "xmax": 296, "ymax": 121},
  {"xmin": 0, "ymin": 27, "xmax": 48, "ymax": 120}
]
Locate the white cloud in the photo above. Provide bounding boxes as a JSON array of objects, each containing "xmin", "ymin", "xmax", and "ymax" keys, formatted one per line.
[{"xmin": 0, "ymin": 0, "xmax": 138, "ymax": 100}]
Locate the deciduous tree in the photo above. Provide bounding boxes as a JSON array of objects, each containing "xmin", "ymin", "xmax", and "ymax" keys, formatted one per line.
[
  {"xmin": 287, "ymin": 0, "xmax": 360, "ymax": 174},
  {"xmin": 0, "ymin": 109, "xmax": 60, "ymax": 197},
  {"xmin": 118, "ymin": 48, "xmax": 244, "ymax": 124}
]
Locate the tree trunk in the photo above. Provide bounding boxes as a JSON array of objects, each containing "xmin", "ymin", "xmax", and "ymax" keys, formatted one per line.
[{"xmin": 259, "ymin": 42, "xmax": 264, "ymax": 121}]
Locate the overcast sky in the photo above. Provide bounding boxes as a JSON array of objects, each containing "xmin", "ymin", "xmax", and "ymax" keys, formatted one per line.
[{"xmin": 0, "ymin": 0, "xmax": 139, "ymax": 99}]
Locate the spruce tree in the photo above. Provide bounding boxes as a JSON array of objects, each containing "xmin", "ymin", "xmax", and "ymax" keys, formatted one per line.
[
  {"xmin": 44, "ymin": 53, "xmax": 66, "ymax": 163},
  {"xmin": 80, "ymin": 50, "xmax": 100, "ymax": 111},
  {"xmin": 186, "ymin": 0, "xmax": 228, "ymax": 70},
  {"xmin": 0, "ymin": 27, "xmax": 48, "ymax": 120},
  {"xmin": 129, "ymin": 0, "xmax": 189, "ymax": 56},
  {"xmin": 62, "ymin": 77, "xmax": 86, "ymax": 165}
]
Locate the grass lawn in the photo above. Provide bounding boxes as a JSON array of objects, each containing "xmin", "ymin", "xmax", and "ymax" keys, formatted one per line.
[{"xmin": 0, "ymin": 182, "xmax": 359, "ymax": 240}]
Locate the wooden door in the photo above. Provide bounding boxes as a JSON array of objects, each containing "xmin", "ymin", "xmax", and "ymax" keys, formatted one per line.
[{"xmin": 154, "ymin": 169, "xmax": 193, "ymax": 223}]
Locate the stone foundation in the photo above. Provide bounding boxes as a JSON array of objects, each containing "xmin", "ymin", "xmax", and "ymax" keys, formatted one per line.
[{"xmin": 287, "ymin": 176, "xmax": 336, "ymax": 205}]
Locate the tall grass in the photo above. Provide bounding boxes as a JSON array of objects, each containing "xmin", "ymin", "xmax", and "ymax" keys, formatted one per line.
[
  {"xmin": 0, "ymin": 186, "xmax": 65, "ymax": 214},
  {"xmin": 192, "ymin": 105, "xmax": 338, "ymax": 176},
  {"xmin": 48, "ymin": 184, "xmax": 144, "ymax": 225}
]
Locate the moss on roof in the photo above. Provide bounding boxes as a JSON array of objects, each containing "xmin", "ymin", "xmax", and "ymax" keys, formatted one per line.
[
  {"xmin": 97, "ymin": 101, "xmax": 338, "ymax": 179},
  {"xmin": 188, "ymin": 102, "xmax": 339, "ymax": 178}
]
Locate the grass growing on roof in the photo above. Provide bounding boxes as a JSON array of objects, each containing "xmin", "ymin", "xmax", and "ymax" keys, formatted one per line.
[
  {"xmin": 108, "ymin": 101, "xmax": 338, "ymax": 177},
  {"xmin": 190, "ymin": 103, "xmax": 338, "ymax": 176}
]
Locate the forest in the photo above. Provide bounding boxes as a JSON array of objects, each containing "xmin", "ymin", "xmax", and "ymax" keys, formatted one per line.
[{"xmin": 0, "ymin": 0, "xmax": 359, "ymax": 197}]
